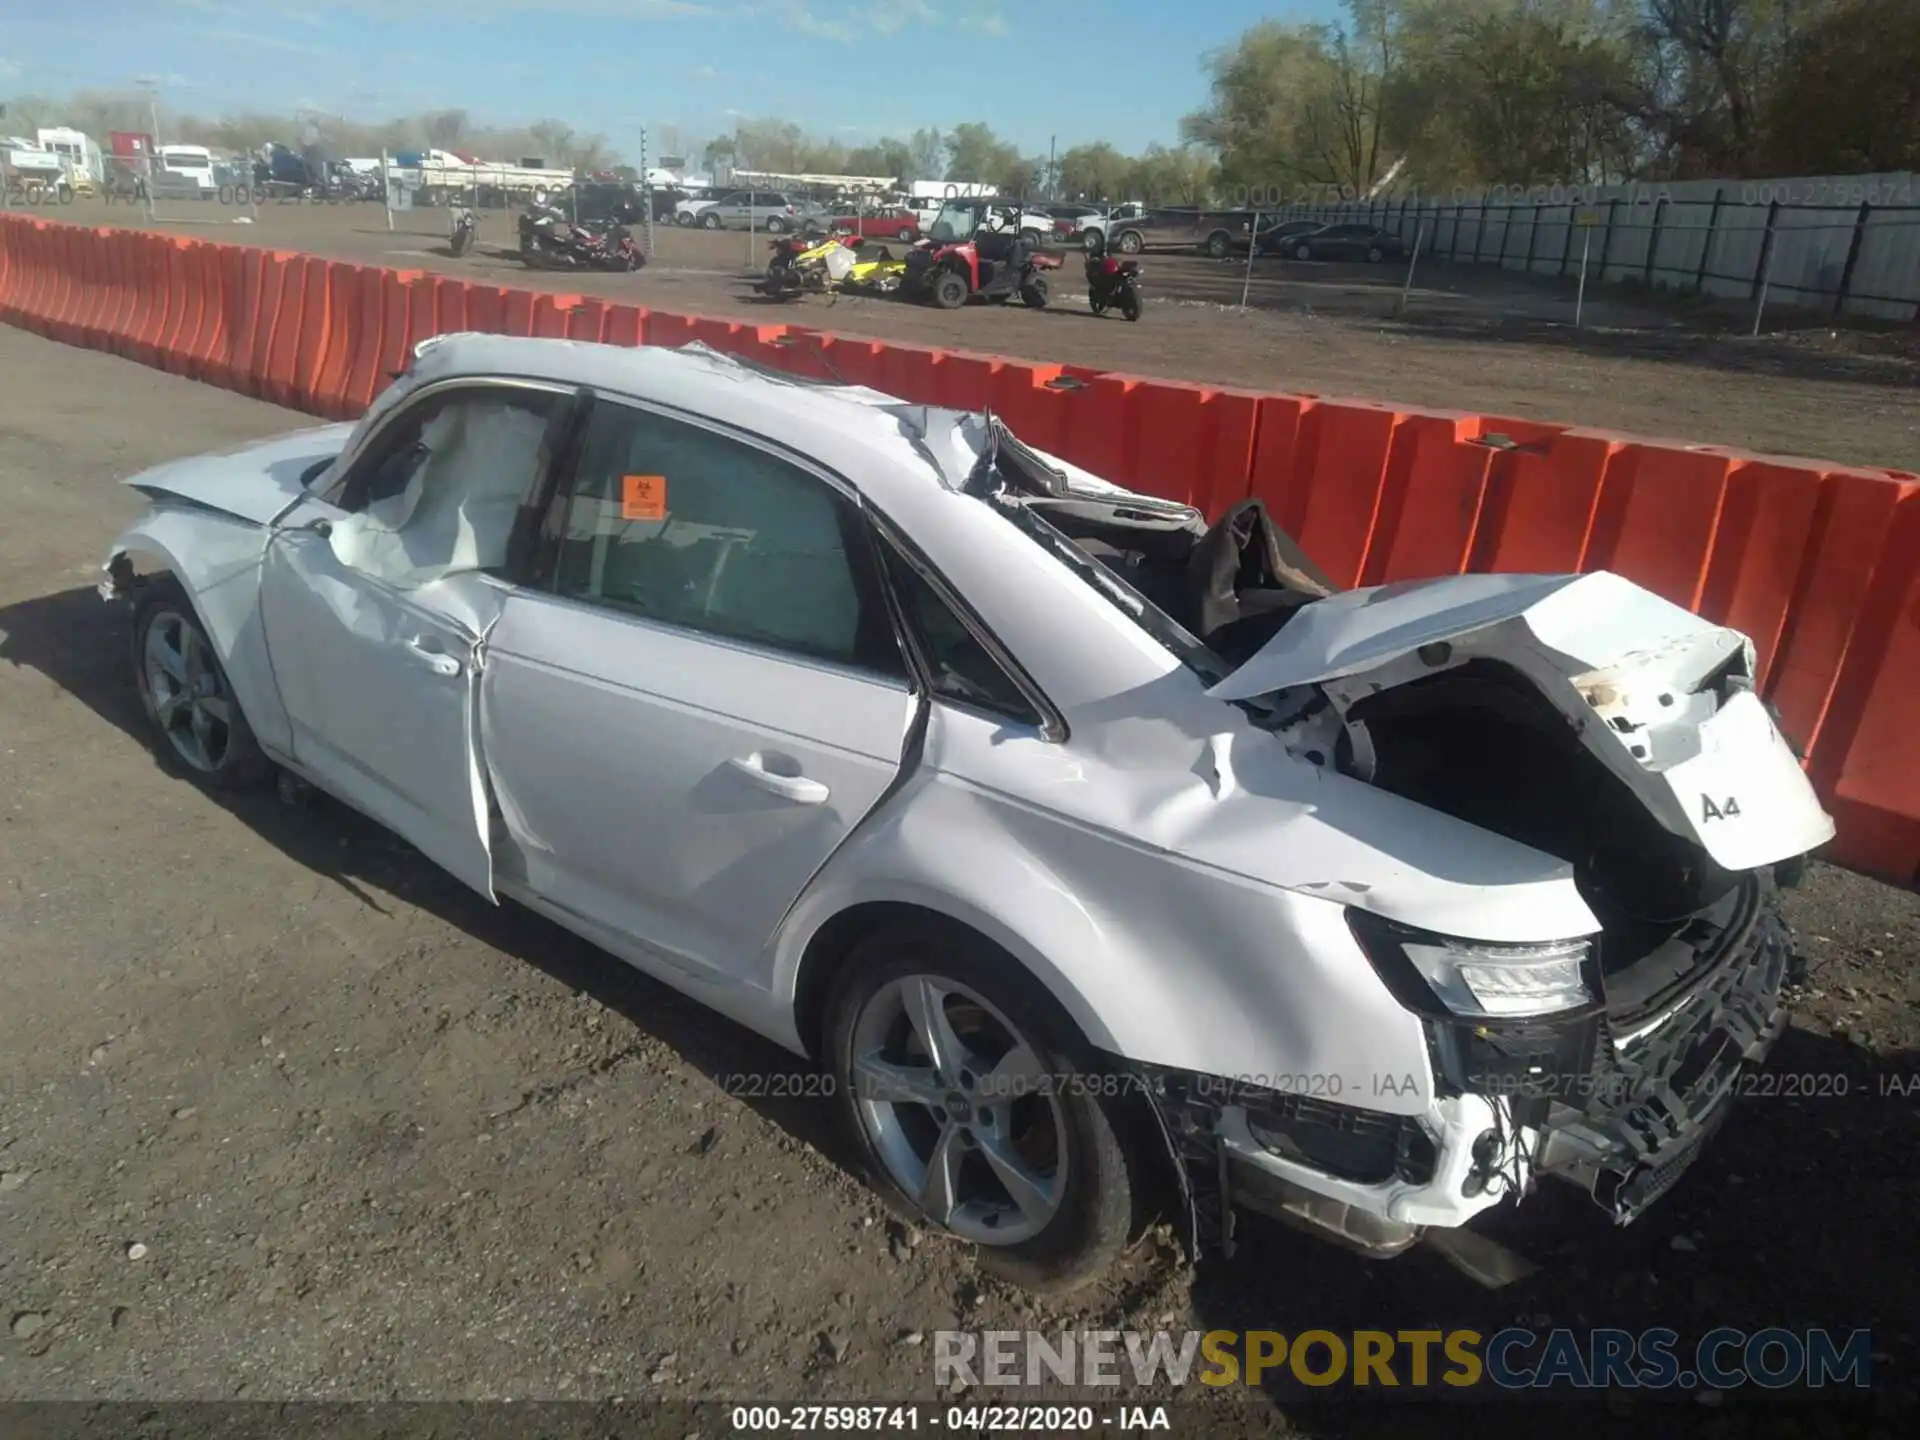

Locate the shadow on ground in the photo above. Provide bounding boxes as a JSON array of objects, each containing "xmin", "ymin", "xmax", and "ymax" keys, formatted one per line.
[{"xmin": 4, "ymin": 581, "xmax": 1917, "ymax": 1433}]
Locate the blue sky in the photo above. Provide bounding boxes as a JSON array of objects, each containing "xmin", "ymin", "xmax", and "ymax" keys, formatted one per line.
[{"xmin": 0, "ymin": 0, "xmax": 1340, "ymax": 161}]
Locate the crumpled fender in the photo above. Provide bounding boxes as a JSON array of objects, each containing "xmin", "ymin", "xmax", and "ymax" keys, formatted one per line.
[{"xmin": 102, "ymin": 504, "xmax": 291, "ymax": 759}]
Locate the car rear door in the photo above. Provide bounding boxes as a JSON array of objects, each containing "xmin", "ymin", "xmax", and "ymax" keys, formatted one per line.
[{"xmin": 480, "ymin": 392, "xmax": 916, "ymax": 983}]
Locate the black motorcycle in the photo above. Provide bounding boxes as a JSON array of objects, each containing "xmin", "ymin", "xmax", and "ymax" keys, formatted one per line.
[
  {"xmin": 449, "ymin": 206, "xmax": 478, "ymax": 258},
  {"xmin": 1083, "ymin": 230, "xmax": 1143, "ymax": 321},
  {"xmin": 517, "ymin": 208, "xmax": 645, "ymax": 272}
]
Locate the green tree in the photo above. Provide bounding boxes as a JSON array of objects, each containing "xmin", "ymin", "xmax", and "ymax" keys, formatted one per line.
[
  {"xmin": 1761, "ymin": 0, "xmax": 1920, "ymax": 173},
  {"xmin": 943, "ymin": 122, "xmax": 1023, "ymax": 184}
]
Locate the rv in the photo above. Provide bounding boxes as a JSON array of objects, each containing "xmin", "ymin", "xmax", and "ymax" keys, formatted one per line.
[
  {"xmin": 154, "ymin": 144, "xmax": 217, "ymax": 200},
  {"xmin": 37, "ymin": 127, "xmax": 104, "ymax": 190}
]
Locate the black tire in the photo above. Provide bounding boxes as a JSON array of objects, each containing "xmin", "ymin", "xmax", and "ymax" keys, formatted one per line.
[
  {"xmin": 930, "ymin": 269, "xmax": 969, "ymax": 310},
  {"xmin": 1020, "ymin": 228, "xmax": 1042, "ymax": 248},
  {"xmin": 131, "ymin": 577, "xmax": 271, "ymax": 792},
  {"xmin": 897, "ymin": 227, "xmax": 917, "ymax": 242},
  {"xmin": 1295, "ymin": 243, "xmax": 1313, "ymax": 261},
  {"xmin": 1121, "ymin": 289, "xmax": 1141, "ymax": 322},
  {"xmin": 1089, "ymin": 295, "xmax": 1107, "ymax": 317},
  {"xmin": 702, "ymin": 210, "xmax": 723, "ymax": 230},
  {"xmin": 1115, "ymin": 229, "xmax": 1144, "ymax": 255},
  {"xmin": 1082, "ymin": 231, "xmax": 1104, "ymax": 253},
  {"xmin": 1204, "ymin": 230, "xmax": 1230, "ymax": 260},
  {"xmin": 1020, "ymin": 275, "xmax": 1050, "ymax": 309},
  {"xmin": 823, "ymin": 925, "xmax": 1140, "ymax": 1294},
  {"xmin": 765, "ymin": 216, "xmax": 786, "ymax": 234},
  {"xmin": 1366, "ymin": 245, "xmax": 1384, "ymax": 263}
]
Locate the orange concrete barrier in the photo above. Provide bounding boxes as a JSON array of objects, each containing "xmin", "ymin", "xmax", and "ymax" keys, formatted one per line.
[
  {"xmin": 1358, "ymin": 412, "xmax": 1496, "ymax": 586},
  {"xmin": 310, "ymin": 262, "xmax": 362, "ymax": 420},
  {"xmin": 1765, "ymin": 469, "xmax": 1920, "ymax": 767},
  {"xmin": 1803, "ymin": 490, "xmax": 1920, "ymax": 882},
  {"xmin": 12, "ymin": 215, "xmax": 1920, "ymax": 883},
  {"xmin": 567, "ymin": 298, "xmax": 607, "ymax": 342},
  {"xmin": 1466, "ymin": 428, "xmax": 1620, "ymax": 575},
  {"xmin": 1582, "ymin": 438, "xmax": 1735, "ymax": 610},
  {"xmin": 602, "ymin": 303, "xmax": 647, "ymax": 346}
]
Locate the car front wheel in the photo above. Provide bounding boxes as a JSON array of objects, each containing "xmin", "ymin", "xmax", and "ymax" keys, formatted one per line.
[
  {"xmin": 702, "ymin": 211, "xmax": 723, "ymax": 230},
  {"xmin": 826, "ymin": 929, "xmax": 1138, "ymax": 1293},
  {"xmin": 1366, "ymin": 245, "xmax": 1384, "ymax": 262},
  {"xmin": 132, "ymin": 578, "xmax": 270, "ymax": 790}
]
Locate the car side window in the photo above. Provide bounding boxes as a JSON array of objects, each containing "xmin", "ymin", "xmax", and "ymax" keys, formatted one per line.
[
  {"xmin": 545, "ymin": 400, "xmax": 904, "ymax": 675},
  {"xmin": 886, "ymin": 547, "xmax": 1044, "ymax": 728},
  {"xmin": 321, "ymin": 385, "xmax": 567, "ymax": 589}
]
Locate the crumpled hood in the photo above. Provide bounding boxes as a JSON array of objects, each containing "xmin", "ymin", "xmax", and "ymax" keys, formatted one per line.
[
  {"xmin": 123, "ymin": 423, "xmax": 357, "ymax": 526},
  {"xmin": 1210, "ymin": 570, "xmax": 1836, "ymax": 872}
]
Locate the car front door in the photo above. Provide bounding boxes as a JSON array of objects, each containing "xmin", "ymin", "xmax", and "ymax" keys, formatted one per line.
[
  {"xmin": 260, "ymin": 379, "xmax": 576, "ymax": 900},
  {"xmin": 479, "ymin": 393, "xmax": 915, "ymax": 982}
]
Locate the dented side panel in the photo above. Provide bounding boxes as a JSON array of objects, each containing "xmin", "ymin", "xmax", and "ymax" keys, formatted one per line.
[{"xmin": 102, "ymin": 505, "xmax": 294, "ymax": 759}]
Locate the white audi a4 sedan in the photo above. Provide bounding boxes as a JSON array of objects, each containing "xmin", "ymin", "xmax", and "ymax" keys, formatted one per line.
[{"xmin": 101, "ymin": 333, "xmax": 1835, "ymax": 1290}]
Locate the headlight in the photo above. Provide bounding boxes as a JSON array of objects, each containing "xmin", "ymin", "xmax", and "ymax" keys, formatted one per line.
[
  {"xmin": 1402, "ymin": 937, "xmax": 1592, "ymax": 1018},
  {"xmin": 1346, "ymin": 910, "xmax": 1598, "ymax": 1020}
]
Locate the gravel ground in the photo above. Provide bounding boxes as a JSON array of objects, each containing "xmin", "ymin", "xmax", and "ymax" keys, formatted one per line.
[
  {"xmin": 15, "ymin": 197, "xmax": 1918, "ymax": 473},
  {"xmin": 1, "ymin": 323, "xmax": 1917, "ymax": 1435}
]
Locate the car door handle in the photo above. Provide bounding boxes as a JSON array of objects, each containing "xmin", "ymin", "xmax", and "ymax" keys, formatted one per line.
[
  {"xmin": 727, "ymin": 754, "xmax": 829, "ymax": 805},
  {"xmin": 404, "ymin": 637, "xmax": 462, "ymax": 677}
]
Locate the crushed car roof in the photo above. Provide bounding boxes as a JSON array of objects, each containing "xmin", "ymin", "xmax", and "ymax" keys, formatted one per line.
[{"xmin": 398, "ymin": 332, "xmax": 986, "ymax": 501}]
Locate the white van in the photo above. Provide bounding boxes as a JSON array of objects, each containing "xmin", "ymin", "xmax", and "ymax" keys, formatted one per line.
[{"xmin": 155, "ymin": 144, "xmax": 216, "ymax": 199}]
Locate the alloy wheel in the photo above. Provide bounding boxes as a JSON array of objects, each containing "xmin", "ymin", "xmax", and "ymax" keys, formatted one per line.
[
  {"xmin": 849, "ymin": 974, "xmax": 1067, "ymax": 1246},
  {"xmin": 143, "ymin": 609, "xmax": 233, "ymax": 773}
]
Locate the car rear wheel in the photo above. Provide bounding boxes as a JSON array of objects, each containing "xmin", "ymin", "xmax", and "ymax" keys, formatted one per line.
[
  {"xmin": 1366, "ymin": 245, "xmax": 1384, "ymax": 262},
  {"xmin": 1295, "ymin": 243, "xmax": 1313, "ymax": 261},
  {"xmin": 1204, "ymin": 230, "xmax": 1229, "ymax": 259},
  {"xmin": 825, "ymin": 928, "xmax": 1138, "ymax": 1293},
  {"xmin": 1115, "ymin": 229, "xmax": 1143, "ymax": 255},
  {"xmin": 898, "ymin": 227, "xmax": 917, "ymax": 242},
  {"xmin": 132, "ymin": 578, "xmax": 270, "ymax": 791}
]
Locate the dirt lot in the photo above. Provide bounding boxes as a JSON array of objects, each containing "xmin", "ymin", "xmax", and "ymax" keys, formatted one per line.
[
  {"xmin": 17, "ymin": 193, "xmax": 1919, "ymax": 474},
  {"xmin": 1, "ymin": 328, "xmax": 1919, "ymax": 1434}
]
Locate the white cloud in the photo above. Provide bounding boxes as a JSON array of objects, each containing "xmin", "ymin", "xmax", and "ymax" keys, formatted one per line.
[
  {"xmin": 0, "ymin": 57, "xmax": 22, "ymax": 80},
  {"xmin": 959, "ymin": 10, "xmax": 1006, "ymax": 34},
  {"xmin": 690, "ymin": 64, "xmax": 718, "ymax": 79}
]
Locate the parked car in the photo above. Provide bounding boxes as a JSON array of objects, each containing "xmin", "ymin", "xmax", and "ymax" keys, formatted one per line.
[
  {"xmin": 1285, "ymin": 222, "xmax": 1407, "ymax": 262},
  {"xmin": 822, "ymin": 203, "xmax": 923, "ymax": 242},
  {"xmin": 1048, "ymin": 205, "xmax": 1105, "ymax": 244},
  {"xmin": 553, "ymin": 180, "xmax": 647, "ymax": 227},
  {"xmin": 692, "ymin": 189, "xmax": 802, "ymax": 232},
  {"xmin": 1251, "ymin": 219, "xmax": 1326, "ymax": 256},
  {"xmin": 673, "ymin": 187, "xmax": 719, "ymax": 224},
  {"xmin": 102, "ymin": 332, "xmax": 1832, "ymax": 1293}
]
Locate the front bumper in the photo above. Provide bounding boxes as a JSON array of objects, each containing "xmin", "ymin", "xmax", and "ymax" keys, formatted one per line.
[{"xmin": 1147, "ymin": 880, "xmax": 1795, "ymax": 1261}]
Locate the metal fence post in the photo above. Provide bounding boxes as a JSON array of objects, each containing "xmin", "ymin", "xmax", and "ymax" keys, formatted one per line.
[
  {"xmin": 1240, "ymin": 210, "xmax": 1260, "ymax": 308},
  {"xmin": 1752, "ymin": 210, "xmax": 1780, "ymax": 335},
  {"xmin": 1575, "ymin": 220, "xmax": 1594, "ymax": 328},
  {"xmin": 1473, "ymin": 198, "xmax": 1489, "ymax": 263},
  {"xmin": 1833, "ymin": 200, "xmax": 1874, "ymax": 321},
  {"xmin": 1750, "ymin": 198, "xmax": 1782, "ymax": 301},
  {"xmin": 1397, "ymin": 218, "xmax": 1427, "ymax": 316},
  {"xmin": 1643, "ymin": 196, "xmax": 1667, "ymax": 290},
  {"xmin": 1695, "ymin": 186, "xmax": 1725, "ymax": 293},
  {"xmin": 1595, "ymin": 197, "xmax": 1619, "ymax": 282},
  {"xmin": 1559, "ymin": 203, "xmax": 1577, "ymax": 275},
  {"xmin": 639, "ymin": 125, "xmax": 656, "ymax": 264},
  {"xmin": 1524, "ymin": 201, "xmax": 1542, "ymax": 271}
]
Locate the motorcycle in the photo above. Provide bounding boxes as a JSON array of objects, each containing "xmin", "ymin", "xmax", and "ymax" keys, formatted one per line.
[
  {"xmin": 517, "ymin": 208, "xmax": 646, "ymax": 272},
  {"xmin": 449, "ymin": 206, "xmax": 478, "ymax": 258},
  {"xmin": 1083, "ymin": 230, "xmax": 1142, "ymax": 321}
]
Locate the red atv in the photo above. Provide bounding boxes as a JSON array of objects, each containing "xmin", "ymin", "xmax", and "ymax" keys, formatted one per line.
[{"xmin": 903, "ymin": 196, "xmax": 1061, "ymax": 310}]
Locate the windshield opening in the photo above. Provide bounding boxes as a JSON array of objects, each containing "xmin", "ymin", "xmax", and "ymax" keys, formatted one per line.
[{"xmin": 993, "ymin": 494, "xmax": 1232, "ymax": 687}]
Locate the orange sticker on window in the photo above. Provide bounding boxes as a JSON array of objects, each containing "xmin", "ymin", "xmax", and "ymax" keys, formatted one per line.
[{"xmin": 621, "ymin": 474, "xmax": 666, "ymax": 521}]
